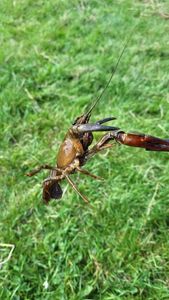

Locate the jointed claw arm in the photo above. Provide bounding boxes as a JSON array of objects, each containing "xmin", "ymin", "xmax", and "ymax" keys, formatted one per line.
[{"xmin": 103, "ymin": 130, "xmax": 169, "ymax": 152}]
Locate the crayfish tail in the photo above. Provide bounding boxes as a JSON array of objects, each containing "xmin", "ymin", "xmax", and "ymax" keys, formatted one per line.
[{"xmin": 43, "ymin": 180, "xmax": 63, "ymax": 203}]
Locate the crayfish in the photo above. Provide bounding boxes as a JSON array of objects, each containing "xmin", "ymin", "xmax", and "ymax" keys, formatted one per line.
[{"xmin": 27, "ymin": 43, "xmax": 169, "ymax": 204}]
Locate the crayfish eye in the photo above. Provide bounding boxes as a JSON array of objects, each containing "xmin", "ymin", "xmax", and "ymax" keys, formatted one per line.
[
  {"xmin": 72, "ymin": 117, "xmax": 80, "ymax": 125},
  {"xmin": 72, "ymin": 114, "xmax": 90, "ymax": 125}
]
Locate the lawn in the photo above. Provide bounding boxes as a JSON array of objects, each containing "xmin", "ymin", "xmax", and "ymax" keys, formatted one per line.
[{"xmin": 1, "ymin": 0, "xmax": 169, "ymax": 299}]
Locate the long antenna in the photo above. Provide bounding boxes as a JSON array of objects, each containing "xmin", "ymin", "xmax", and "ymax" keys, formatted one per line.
[{"xmin": 85, "ymin": 37, "xmax": 131, "ymax": 117}]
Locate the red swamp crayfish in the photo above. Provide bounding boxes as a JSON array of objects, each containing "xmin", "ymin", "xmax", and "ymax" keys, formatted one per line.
[{"xmin": 27, "ymin": 43, "xmax": 169, "ymax": 204}]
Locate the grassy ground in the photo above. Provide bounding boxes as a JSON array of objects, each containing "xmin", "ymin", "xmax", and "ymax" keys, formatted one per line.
[{"xmin": 1, "ymin": 0, "xmax": 169, "ymax": 299}]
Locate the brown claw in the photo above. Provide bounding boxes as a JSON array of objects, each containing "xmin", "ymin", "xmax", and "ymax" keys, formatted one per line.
[{"xmin": 115, "ymin": 131, "xmax": 169, "ymax": 152}]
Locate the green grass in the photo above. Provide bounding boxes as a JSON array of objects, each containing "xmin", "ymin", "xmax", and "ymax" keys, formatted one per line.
[{"xmin": 1, "ymin": 0, "xmax": 169, "ymax": 299}]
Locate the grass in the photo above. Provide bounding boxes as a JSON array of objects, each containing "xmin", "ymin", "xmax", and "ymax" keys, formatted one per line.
[{"xmin": 1, "ymin": 0, "xmax": 169, "ymax": 299}]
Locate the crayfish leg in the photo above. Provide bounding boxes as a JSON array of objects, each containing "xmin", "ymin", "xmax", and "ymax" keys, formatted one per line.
[
  {"xmin": 26, "ymin": 164, "xmax": 57, "ymax": 177},
  {"xmin": 76, "ymin": 167, "xmax": 103, "ymax": 180},
  {"xmin": 65, "ymin": 175, "xmax": 91, "ymax": 206}
]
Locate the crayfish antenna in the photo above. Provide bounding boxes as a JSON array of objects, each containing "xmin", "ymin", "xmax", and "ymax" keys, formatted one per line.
[{"xmin": 84, "ymin": 37, "xmax": 131, "ymax": 119}]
